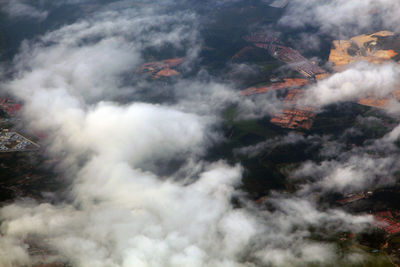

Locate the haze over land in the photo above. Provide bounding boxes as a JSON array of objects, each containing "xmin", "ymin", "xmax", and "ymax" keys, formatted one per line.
[{"xmin": 2, "ymin": 1, "xmax": 400, "ymax": 267}]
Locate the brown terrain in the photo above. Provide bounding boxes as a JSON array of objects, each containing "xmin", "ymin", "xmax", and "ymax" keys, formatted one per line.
[
  {"xmin": 326, "ymin": 31, "xmax": 400, "ymax": 109},
  {"xmin": 240, "ymin": 33, "xmax": 324, "ymax": 130},
  {"xmin": 243, "ymin": 33, "xmax": 327, "ymax": 79},
  {"xmin": 0, "ymin": 96, "xmax": 68, "ymax": 266},
  {"xmin": 282, "ymin": 88, "xmax": 304, "ymax": 102},
  {"xmin": 357, "ymin": 88, "xmax": 400, "ymax": 109},
  {"xmin": 153, "ymin": 68, "xmax": 180, "ymax": 79},
  {"xmin": 0, "ymin": 97, "xmax": 22, "ymax": 117},
  {"xmin": 357, "ymin": 96, "xmax": 390, "ymax": 108},
  {"xmin": 243, "ymin": 31, "xmax": 400, "ymax": 127},
  {"xmin": 241, "ymin": 78, "xmax": 308, "ymax": 96},
  {"xmin": 270, "ymin": 89, "xmax": 315, "ymax": 130},
  {"xmin": 137, "ymin": 57, "xmax": 184, "ymax": 79},
  {"xmin": 315, "ymin": 73, "xmax": 330, "ymax": 81},
  {"xmin": 270, "ymin": 108, "xmax": 315, "ymax": 130}
]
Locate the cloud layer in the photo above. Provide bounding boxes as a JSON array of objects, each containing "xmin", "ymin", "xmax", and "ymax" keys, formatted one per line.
[
  {"xmin": 0, "ymin": 1, "xmax": 395, "ymax": 266},
  {"xmin": 1, "ymin": 0, "xmax": 48, "ymax": 20},
  {"xmin": 280, "ymin": 0, "xmax": 400, "ymax": 37}
]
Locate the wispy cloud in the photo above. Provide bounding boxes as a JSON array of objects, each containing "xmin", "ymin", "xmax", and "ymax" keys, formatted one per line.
[
  {"xmin": 1, "ymin": 0, "xmax": 48, "ymax": 20},
  {"xmin": 0, "ymin": 1, "xmax": 395, "ymax": 266}
]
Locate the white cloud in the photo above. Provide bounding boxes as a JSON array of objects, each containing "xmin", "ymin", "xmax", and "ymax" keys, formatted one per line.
[
  {"xmin": 2, "ymin": 0, "xmax": 48, "ymax": 20},
  {"xmin": 280, "ymin": 0, "xmax": 400, "ymax": 37},
  {"xmin": 299, "ymin": 62, "xmax": 400, "ymax": 109}
]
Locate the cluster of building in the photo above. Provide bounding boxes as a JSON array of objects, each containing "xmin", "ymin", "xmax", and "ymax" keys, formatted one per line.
[
  {"xmin": 241, "ymin": 33, "xmax": 329, "ymax": 130},
  {"xmin": 240, "ymin": 30, "xmax": 400, "ymax": 130},
  {"xmin": 0, "ymin": 129, "xmax": 39, "ymax": 152},
  {"xmin": 137, "ymin": 58, "xmax": 184, "ymax": 79},
  {"xmin": 270, "ymin": 89, "xmax": 315, "ymax": 130},
  {"xmin": 271, "ymin": 45, "xmax": 326, "ymax": 78},
  {"xmin": 336, "ymin": 191, "xmax": 400, "ymax": 234},
  {"xmin": 270, "ymin": 107, "xmax": 315, "ymax": 130},
  {"xmin": 0, "ymin": 97, "xmax": 21, "ymax": 117},
  {"xmin": 374, "ymin": 211, "xmax": 400, "ymax": 234},
  {"xmin": 356, "ymin": 90, "xmax": 400, "ymax": 108},
  {"xmin": 244, "ymin": 33, "xmax": 326, "ymax": 79},
  {"xmin": 357, "ymin": 92, "xmax": 400, "ymax": 110}
]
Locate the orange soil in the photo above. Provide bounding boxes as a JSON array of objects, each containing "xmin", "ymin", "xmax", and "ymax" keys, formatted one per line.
[
  {"xmin": 137, "ymin": 58, "xmax": 184, "ymax": 74},
  {"xmin": 270, "ymin": 89, "xmax": 315, "ymax": 130},
  {"xmin": 241, "ymin": 78, "xmax": 308, "ymax": 96},
  {"xmin": 270, "ymin": 108, "xmax": 315, "ymax": 130},
  {"xmin": 357, "ymin": 88, "xmax": 400, "ymax": 109},
  {"xmin": 162, "ymin": 57, "xmax": 185, "ymax": 67},
  {"xmin": 283, "ymin": 88, "xmax": 304, "ymax": 102},
  {"xmin": 357, "ymin": 97, "xmax": 389, "ymax": 108},
  {"xmin": 329, "ymin": 31, "xmax": 397, "ymax": 71},
  {"xmin": 327, "ymin": 31, "xmax": 400, "ymax": 108},
  {"xmin": 153, "ymin": 68, "xmax": 180, "ymax": 79}
]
